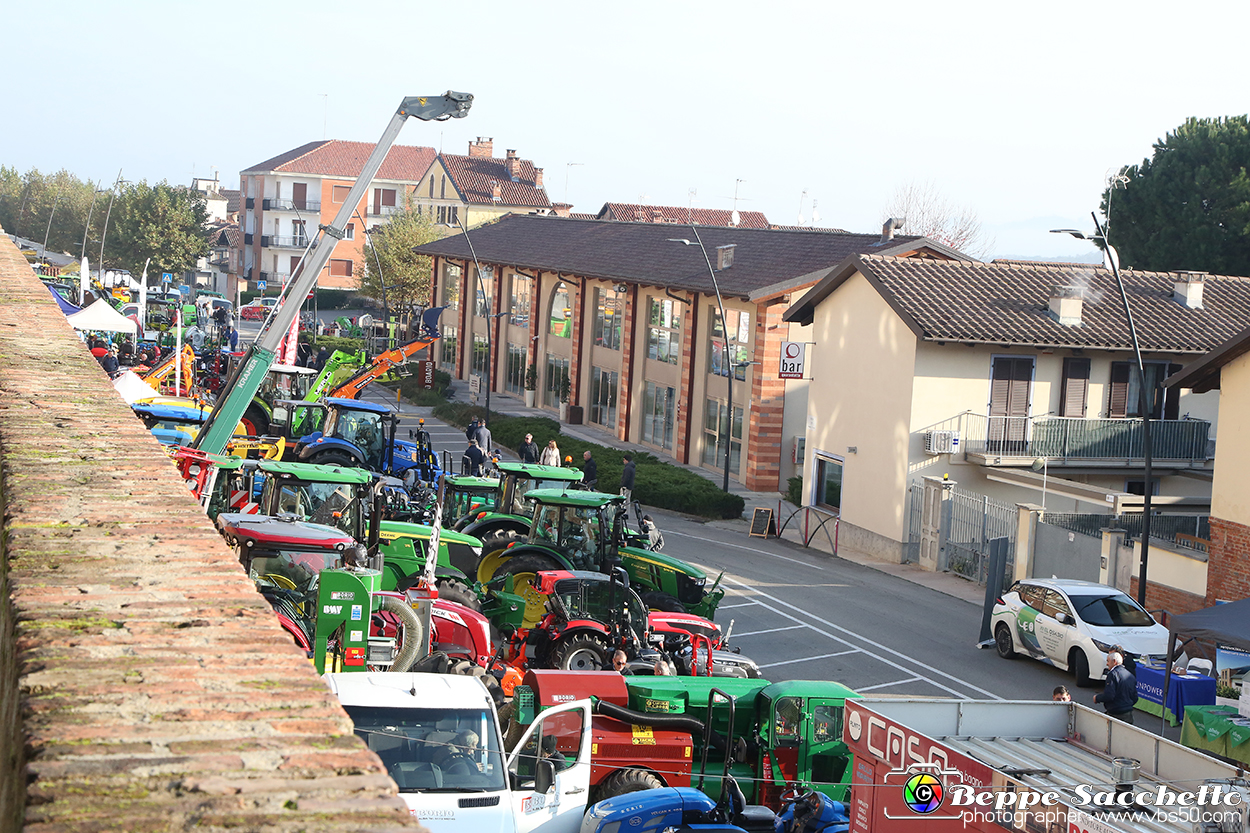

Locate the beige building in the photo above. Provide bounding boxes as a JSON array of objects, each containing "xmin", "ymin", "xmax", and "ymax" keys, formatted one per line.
[
  {"xmin": 412, "ymin": 137, "xmax": 551, "ymax": 229},
  {"xmin": 1166, "ymin": 324, "xmax": 1250, "ymax": 605},
  {"xmin": 784, "ymin": 256, "xmax": 1250, "ymax": 562}
]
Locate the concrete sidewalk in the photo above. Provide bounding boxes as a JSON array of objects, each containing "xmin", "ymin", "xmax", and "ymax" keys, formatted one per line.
[{"xmin": 367, "ymin": 380, "xmax": 987, "ymax": 608}]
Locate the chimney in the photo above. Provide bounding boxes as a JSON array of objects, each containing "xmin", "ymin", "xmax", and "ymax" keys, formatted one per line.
[
  {"xmin": 716, "ymin": 244, "xmax": 736, "ymax": 270},
  {"xmin": 506, "ymin": 149, "xmax": 521, "ymax": 181},
  {"xmin": 880, "ymin": 217, "xmax": 906, "ymax": 243},
  {"xmin": 651, "ymin": 209, "xmax": 664, "ymax": 222},
  {"xmin": 552, "ymin": 202, "xmax": 572, "ymax": 217},
  {"xmin": 1173, "ymin": 271, "xmax": 1206, "ymax": 309},
  {"xmin": 490, "ymin": 180, "xmax": 502, "ymax": 202},
  {"xmin": 1048, "ymin": 285, "xmax": 1084, "ymax": 327},
  {"xmin": 534, "ymin": 167, "xmax": 543, "ymax": 189},
  {"xmin": 468, "ymin": 137, "xmax": 494, "ymax": 158}
]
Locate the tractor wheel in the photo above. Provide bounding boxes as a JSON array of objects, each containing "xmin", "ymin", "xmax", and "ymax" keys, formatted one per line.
[
  {"xmin": 436, "ymin": 578, "xmax": 481, "ymax": 611},
  {"xmin": 1071, "ymin": 649, "xmax": 1094, "ymax": 688},
  {"xmin": 475, "ymin": 530, "xmax": 524, "ymax": 583},
  {"xmin": 597, "ymin": 768, "xmax": 664, "ymax": 802},
  {"xmin": 994, "ymin": 624, "xmax": 1017, "ymax": 659},
  {"xmin": 308, "ymin": 449, "xmax": 359, "ymax": 469},
  {"xmin": 496, "ymin": 553, "xmax": 563, "ymax": 629},
  {"xmin": 640, "ymin": 590, "xmax": 685, "ymax": 613},
  {"xmin": 552, "ymin": 634, "xmax": 610, "ymax": 672},
  {"xmin": 240, "ymin": 404, "xmax": 269, "ymax": 437}
]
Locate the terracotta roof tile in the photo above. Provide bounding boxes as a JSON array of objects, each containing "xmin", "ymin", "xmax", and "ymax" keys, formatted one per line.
[
  {"xmin": 440, "ymin": 154, "xmax": 550, "ymax": 208},
  {"xmin": 847, "ymin": 255, "xmax": 1250, "ymax": 354},
  {"xmin": 221, "ymin": 189, "xmax": 242, "ymax": 214},
  {"xmin": 242, "ymin": 140, "xmax": 436, "ymax": 182},
  {"xmin": 597, "ymin": 203, "xmax": 771, "ymax": 229},
  {"xmin": 414, "ymin": 214, "xmax": 949, "ymax": 300}
]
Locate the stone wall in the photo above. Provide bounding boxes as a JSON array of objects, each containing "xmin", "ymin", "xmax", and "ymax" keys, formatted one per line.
[{"xmin": 0, "ymin": 230, "xmax": 423, "ymax": 831}]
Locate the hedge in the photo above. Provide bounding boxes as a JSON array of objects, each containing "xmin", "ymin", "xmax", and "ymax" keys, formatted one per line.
[
  {"xmin": 428, "ymin": 402, "xmax": 745, "ymax": 520},
  {"xmin": 382, "ymin": 370, "xmax": 453, "ymax": 407}
]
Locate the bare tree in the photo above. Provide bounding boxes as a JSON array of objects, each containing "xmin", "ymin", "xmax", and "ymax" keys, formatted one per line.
[{"xmin": 882, "ymin": 181, "xmax": 994, "ymax": 259}]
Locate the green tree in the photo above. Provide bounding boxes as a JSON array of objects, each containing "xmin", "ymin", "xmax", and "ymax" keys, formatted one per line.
[
  {"xmin": 1102, "ymin": 116, "xmax": 1250, "ymax": 275},
  {"xmin": 356, "ymin": 197, "xmax": 451, "ymax": 322},
  {"xmin": 108, "ymin": 181, "xmax": 210, "ymax": 275}
]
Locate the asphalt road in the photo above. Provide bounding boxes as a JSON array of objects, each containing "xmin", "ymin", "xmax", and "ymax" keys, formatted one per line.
[{"xmin": 233, "ymin": 322, "xmax": 1100, "ymax": 706}]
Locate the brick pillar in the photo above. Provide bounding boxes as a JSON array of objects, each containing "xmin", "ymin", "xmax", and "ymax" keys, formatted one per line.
[
  {"xmin": 528, "ymin": 272, "xmax": 543, "ymax": 370},
  {"xmin": 456, "ymin": 262, "xmax": 469, "ymax": 379},
  {"xmin": 616, "ymin": 285, "xmax": 637, "ymax": 441},
  {"xmin": 674, "ymin": 294, "xmax": 699, "ymax": 465},
  {"xmin": 743, "ymin": 301, "xmax": 787, "ymax": 492},
  {"xmin": 1206, "ymin": 516, "xmax": 1250, "ymax": 605},
  {"xmin": 568, "ymin": 280, "xmax": 585, "ymax": 404}
]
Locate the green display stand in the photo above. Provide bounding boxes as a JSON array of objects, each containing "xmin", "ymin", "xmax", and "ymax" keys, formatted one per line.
[
  {"xmin": 1180, "ymin": 705, "xmax": 1250, "ymax": 765},
  {"xmin": 1133, "ymin": 697, "xmax": 1180, "ymax": 727}
]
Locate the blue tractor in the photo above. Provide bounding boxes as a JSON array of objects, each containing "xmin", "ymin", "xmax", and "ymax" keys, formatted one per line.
[
  {"xmin": 287, "ymin": 397, "xmax": 440, "ymax": 482},
  {"xmin": 584, "ymin": 780, "xmax": 849, "ymax": 833}
]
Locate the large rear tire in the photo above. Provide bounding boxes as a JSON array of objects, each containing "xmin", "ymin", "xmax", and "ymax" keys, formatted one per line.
[
  {"xmin": 551, "ymin": 634, "xmax": 610, "ymax": 672},
  {"xmin": 308, "ymin": 449, "xmax": 359, "ymax": 469},
  {"xmin": 475, "ymin": 530, "xmax": 524, "ymax": 583},
  {"xmin": 596, "ymin": 768, "xmax": 664, "ymax": 803},
  {"xmin": 436, "ymin": 578, "xmax": 481, "ymax": 611},
  {"xmin": 640, "ymin": 590, "xmax": 685, "ymax": 613},
  {"xmin": 240, "ymin": 404, "xmax": 269, "ymax": 437},
  {"xmin": 496, "ymin": 552, "xmax": 562, "ymax": 629}
]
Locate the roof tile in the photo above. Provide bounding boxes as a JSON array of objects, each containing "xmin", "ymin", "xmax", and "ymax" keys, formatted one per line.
[
  {"xmin": 440, "ymin": 154, "xmax": 550, "ymax": 208},
  {"xmin": 598, "ymin": 202, "xmax": 770, "ymax": 229},
  {"xmin": 243, "ymin": 140, "xmax": 436, "ymax": 182}
]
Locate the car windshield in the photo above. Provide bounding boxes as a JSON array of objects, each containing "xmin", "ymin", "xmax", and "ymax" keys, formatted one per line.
[
  {"xmin": 1068, "ymin": 593, "xmax": 1155, "ymax": 627},
  {"xmin": 343, "ymin": 705, "xmax": 506, "ymax": 792}
]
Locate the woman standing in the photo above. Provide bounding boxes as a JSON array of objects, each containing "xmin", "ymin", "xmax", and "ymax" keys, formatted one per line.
[{"xmin": 539, "ymin": 439, "xmax": 561, "ymax": 466}]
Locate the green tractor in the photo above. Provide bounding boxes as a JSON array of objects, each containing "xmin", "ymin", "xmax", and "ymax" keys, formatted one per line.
[
  {"xmin": 438, "ymin": 474, "xmax": 504, "ymax": 528},
  {"xmin": 454, "ymin": 461, "xmax": 584, "ymax": 547},
  {"xmin": 471, "ymin": 488, "xmax": 722, "ymax": 628}
]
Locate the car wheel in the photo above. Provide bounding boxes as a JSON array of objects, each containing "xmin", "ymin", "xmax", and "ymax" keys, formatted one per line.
[
  {"xmin": 994, "ymin": 624, "xmax": 1017, "ymax": 659},
  {"xmin": 1071, "ymin": 649, "xmax": 1094, "ymax": 687}
]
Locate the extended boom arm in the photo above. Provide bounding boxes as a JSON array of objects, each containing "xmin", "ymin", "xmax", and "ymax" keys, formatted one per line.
[{"xmin": 191, "ymin": 92, "xmax": 472, "ymax": 455}]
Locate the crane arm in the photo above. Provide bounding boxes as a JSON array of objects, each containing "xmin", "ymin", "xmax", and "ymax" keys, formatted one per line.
[
  {"xmin": 190, "ymin": 92, "xmax": 472, "ymax": 455},
  {"xmin": 330, "ymin": 336, "xmax": 438, "ymax": 400}
]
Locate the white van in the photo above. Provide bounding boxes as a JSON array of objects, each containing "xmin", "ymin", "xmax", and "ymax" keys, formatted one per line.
[{"xmin": 325, "ymin": 673, "xmax": 593, "ymax": 833}]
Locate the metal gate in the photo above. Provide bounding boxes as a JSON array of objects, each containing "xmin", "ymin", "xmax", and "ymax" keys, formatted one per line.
[
  {"xmin": 903, "ymin": 482, "xmax": 922, "ymax": 564},
  {"xmin": 941, "ymin": 486, "xmax": 1016, "ymax": 585}
]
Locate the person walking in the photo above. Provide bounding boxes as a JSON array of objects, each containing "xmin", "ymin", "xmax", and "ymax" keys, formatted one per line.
[
  {"xmin": 99, "ymin": 345, "xmax": 120, "ymax": 376},
  {"xmin": 314, "ymin": 346, "xmax": 329, "ymax": 371},
  {"xmin": 620, "ymin": 454, "xmax": 635, "ymax": 502},
  {"xmin": 462, "ymin": 438, "xmax": 486, "ymax": 476},
  {"xmin": 1093, "ymin": 651, "xmax": 1137, "ymax": 724},
  {"xmin": 465, "ymin": 417, "xmax": 479, "ymax": 443},
  {"xmin": 539, "ymin": 439, "xmax": 561, "ymax": 467},
  {"xmin": 472, "ymin": 419, "xmax": 492, "ymax": 455},
  {"xmin": 518, "ymin": 433, "xmax": 540, "ymax": 464},
  {"xmin": 581, "ymin": 450, "xmax": 598, "ymax": 489}
]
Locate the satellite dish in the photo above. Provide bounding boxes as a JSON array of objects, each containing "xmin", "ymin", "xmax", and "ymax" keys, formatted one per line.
[
  {"xmin": 730, "ymin": 209, "xmax": 740, "ymax": 227},
  {"xmin": 1103, "ymin": 245, "xmax": 1121, "ymax": 274}
]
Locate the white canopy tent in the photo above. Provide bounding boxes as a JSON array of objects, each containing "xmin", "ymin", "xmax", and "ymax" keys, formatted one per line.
[{"xmin": 65, "ymin": 298, "xmax": 138, "ymax": 335}]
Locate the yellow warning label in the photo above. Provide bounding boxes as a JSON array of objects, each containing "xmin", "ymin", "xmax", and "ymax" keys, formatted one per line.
[
  {"xmin": 592, "ymin": 743, "xmax": 598, "ymax": 755},
  {"xmin": 631, "ymin": 725, "xmax": 656, "ymax": 746}
]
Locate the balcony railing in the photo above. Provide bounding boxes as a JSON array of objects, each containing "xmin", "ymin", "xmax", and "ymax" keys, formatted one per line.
[
  {"xmin": 960, "ymin": 414, "xmax": 1211, "ymax": 463},
  {"xmin": 263, "ymin": 198, "xmax": 321, "ymax": 212},
  {"xmin": 367, "ymin": 205, "xmax": 401, "ymax": 217},
  {"xmin": 267, "ymin": 236, "xmax": 311, "ymax": 249}
]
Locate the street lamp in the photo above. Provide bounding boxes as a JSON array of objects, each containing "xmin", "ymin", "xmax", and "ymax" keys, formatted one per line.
[
  {"xmin": 98, "ymin": 172, "xmax": 128, "ymax": 291},
  {"xmin": 1051, "ymin": 213, "xmax": 1153, "ymax": 607},
  {"xmin": 668, "ymin": 227, "xmax": 736, "ymax": 493},
  {"xmin": 1030, "ymin": 457, "xmax": 1048, "ymax": 516}
]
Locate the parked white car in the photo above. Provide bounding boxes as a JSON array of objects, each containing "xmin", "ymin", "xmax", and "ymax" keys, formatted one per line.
[{"xmin": 991, "ymin": 578, "xmax": 1169, "ymax": 686}]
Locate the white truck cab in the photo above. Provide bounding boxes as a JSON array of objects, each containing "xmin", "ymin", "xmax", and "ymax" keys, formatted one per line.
[{"xmin": 324, "ymin": 672, "xmax": 592, "ymax": 833}]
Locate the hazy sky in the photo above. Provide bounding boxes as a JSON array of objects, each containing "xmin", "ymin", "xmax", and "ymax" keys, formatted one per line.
[{"xmin": 7, "ymin": 0, "xmax": 1249, "ymax": 260}]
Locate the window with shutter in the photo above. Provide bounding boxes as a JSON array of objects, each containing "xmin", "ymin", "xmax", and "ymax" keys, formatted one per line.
[
  {"xmin": 988, "ymin": 356, "xmax": 1033, "ymax": 453},
  {"xmin": 1060, "ymin": 357, "xmax": 1090, "ymax": 417},
  {"xmin": 1108, "ymin": 362, "xmax": 1130, "ymax": 418}
]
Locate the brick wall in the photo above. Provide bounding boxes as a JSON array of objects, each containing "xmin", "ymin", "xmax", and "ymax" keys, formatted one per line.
[
  {"xmin": 744, "ymin": 301, "xmax": 787, "ymax": 493},
  {"xmin": 1206, "ymin": 516, "xmax": 1250, "ymax": 605},
  {"xmin": 0, "ymin": 230, "xmax": 421, "ymax": 831},
  {"xmin": 673, "ymin": 296, "xmax": 699, "ymax": 465},
  {"xmin": 1126, "ymin": 577, "xmax": 1208, "ymax": 619}
]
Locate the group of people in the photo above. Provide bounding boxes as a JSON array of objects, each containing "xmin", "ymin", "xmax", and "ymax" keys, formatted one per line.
[
  {"xmin": 461, "ymin": 417, "xmax": 495, "ymax": 476},
  {"xmin": 89, "ymin": 335, "xmax": 155, "ymax": 376},
  {"xmin": 1050, "ymin": 648, "xmax": 1138, "ymax": 725},
  {"xmin": 515, "ymin": 431, "xmax": 636, "ymax": 501}
]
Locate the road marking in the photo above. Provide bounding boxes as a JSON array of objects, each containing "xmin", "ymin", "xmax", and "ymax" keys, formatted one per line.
[
  {"xmin": 760, "ymin": 649, "xmax": 861, "ymax": 669},
  {"xmin": 856, "ymin": 676, "xmax": 923, "ymax": 692},
  {"xmin": 667, "ymin": 530, "xmax": 825, "ymax": 571},
  {"xmin": 735, "ymin": 625, "xmax": 805, "ymax": 638},
  {"xmin": 723, "ymin": 576, "xmax": 1002, "ymax": 700},
  {"xmin": 718, "ymin": 601, "xmax": 760, "ymax": 610}
]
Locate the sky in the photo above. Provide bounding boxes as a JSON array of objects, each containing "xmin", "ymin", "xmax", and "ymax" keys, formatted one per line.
[{"xmin": 7, "ymin": 0, "xmax": 1250, "ymax": 261}]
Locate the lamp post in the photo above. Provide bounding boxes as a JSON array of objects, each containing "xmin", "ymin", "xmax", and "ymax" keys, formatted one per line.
[
  {"xmin": 98, "ymin": 171, "xmax": 126, "ymax": 288},
  {"xmin": 1031, "ymin": 457, "xmax": 1048, "ymax": 516},
  {"xmin": 1052, "ymin": 213, "xmax": 1153, "ymax": 607},
  {"xmin": 669, "ymin": 227, "xmax": 735, "ymax": 493}
]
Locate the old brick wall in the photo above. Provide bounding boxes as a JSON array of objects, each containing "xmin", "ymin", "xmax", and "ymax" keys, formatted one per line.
[
  {"xmin": 1206, "ymin": 516, "xmax": 1250, "ymax": 605},
  {"xmin": 0, "ymin": 230, "xmax": 423, "ymax": 831}
]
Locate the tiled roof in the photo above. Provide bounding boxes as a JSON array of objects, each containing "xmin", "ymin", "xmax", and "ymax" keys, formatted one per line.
[
  {"xmin": 597, "ymin": 203, "xmax": 770, "ymax": 229},
  {"xmin": 569, "ymin": 213, "xmax": 598, "ymax": 220},
  {"xmin": 787, "ymin": 254, "xmax": 1250, "ymax": 355},
  {"xmin": 413, "ymin": 214, "xmax": 956, "ymax": 300},
  {"xmin": 242, "ymin": 140, "xmax": 437, "ymax": 182},
  {"xmin": 769, "ymin": 224, "xmax": 850, "ymax": 233},
  {"xmin": 439, "ymin": 154, "xmax": 550, "ymax": 208},
  {"xmin": 221, "ymin": 189, "xmax": 242, "ymax": 214},
  {"xmin": 213, "ymin": 224, "xmax": 243, "ymax": 249}
]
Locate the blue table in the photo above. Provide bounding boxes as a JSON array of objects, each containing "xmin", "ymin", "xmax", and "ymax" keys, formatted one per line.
[{"xmin": 1134, "ymin": 663, "xmax": 1217, "ymax": 726}]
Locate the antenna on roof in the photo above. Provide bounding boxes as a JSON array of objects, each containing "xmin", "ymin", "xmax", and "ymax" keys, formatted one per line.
[
  {"xmin": 731, "ymin": 179, "xmax": 743, "ymax": 226},
  {"xmin": 319, "ymin": 93, "xmax": 328, "ymax": 140},
  {"xmin": 688, "ymin": 187, "xmax": 697, "ymax": 224},
  {"xmin": 797, "ymin": 188, "xmax": 808, "ymax": 226}
]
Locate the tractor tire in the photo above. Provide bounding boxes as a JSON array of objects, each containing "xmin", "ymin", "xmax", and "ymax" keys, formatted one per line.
[
  {"xmin": 240, "ymin": 404, "xmax": 270, "ymax": 437},
  {"xmin": 1071, "ymin": 649, "xmax": 1094, "ymax": 688},
  {"xmin": 475, "ymin": 530, "xmax": 524, "ymax": 583},
  {"xmin": 308, "ymin": 449, "xmax": 359, "ymax": 469},
  {"xmin": 994, "ymin": 624, "xmax": 1017, "ymax": 659},
  {"xmin": 482, "ymin": 673, "xmax": 505, "ymax": 707},
  {"xmin": 640, "ymin": 591, "xmax": 685, "ymax": 613},
  {"xmin": 497, "ymin": 553, "xmax": 562, "ymax": 629},
  {"xmin": 436, "ymin": 578, "xmax": 481, "ymax": 611},
  {"xmin": 597, "ymin": 769, "xmax": 664, "ymax": 802},
  {"xmin": 551, "ymin": 634, "xmax": 610, "ymax": 672}
]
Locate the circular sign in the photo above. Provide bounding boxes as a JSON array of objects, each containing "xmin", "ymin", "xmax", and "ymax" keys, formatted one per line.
[
  {"xmin": 903, "ymin": 773, "xmax": 944, "ymax": 814},
  {"xmin": 784, "ymin": 342, "xmax": 802, "ymax": 359},
  {"xmin": 846, "ymin": 709, "xmax": 862, "ymax": 741}
]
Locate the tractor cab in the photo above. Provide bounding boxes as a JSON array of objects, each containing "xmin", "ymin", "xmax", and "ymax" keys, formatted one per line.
[
  {"xmin": 440, "ymin": 475, "xmax": 502, "ymax": 528},
  {"xmin": 291, "ymin": 398, "xmax": 398, "ymax": 474},
  {"xmin": 256, "ymin": 460, "xmax": 373, "ymax": 538},
  {"xmin": 524, "ymin": 489, "xmax": 619, "ymax": 571},
  {"xmin": 754, "ymin": 680, "xmax": 859, "ymax": 805},
  {"xmin": 495, "ymin": 461, "xmax": 583, "ymax": 517}
]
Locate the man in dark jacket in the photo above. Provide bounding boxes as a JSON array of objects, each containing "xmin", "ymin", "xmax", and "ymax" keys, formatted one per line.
[
  {"xmin": 314, "ymin": 346, "xmax": 329, "ymax": 371},
  {"xmin": 1093, "ymin": 651, "xmax": 1137, "ymax": 723},
  {"xmin": 518, "ymin": 433, "xmax": 539, "ymax": 463},
  {"xmin": 620, "ymin": 454, "xmax": 635, "ymax": 502},
  {"xmin": 581, "ymin": 450, "xmax": 598, "ymax": 489},
  {"xmin": 462, "ymin": 439, "xmax": 486, "ymax": 476}
]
